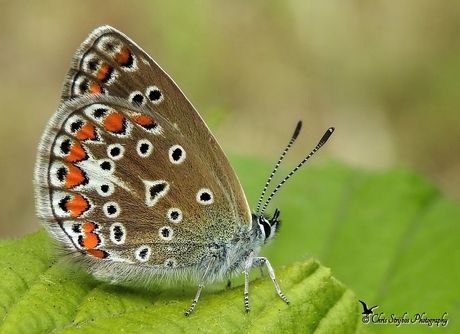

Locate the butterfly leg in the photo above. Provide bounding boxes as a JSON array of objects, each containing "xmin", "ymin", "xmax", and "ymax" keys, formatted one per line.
[
  {"xmin": 259, "ymin": 267, "xmax": 265, "ymax": 277},
  {"xmin": 184, "ymin": 256, "xmax": 217, "ymax": 316},
  {"xmin": 252, "ymin": 256, "xmax": 290, "ymax": 306},
  {"xmin": 243, "ymin": 251, "xmax": 255, "ymax": 312}
]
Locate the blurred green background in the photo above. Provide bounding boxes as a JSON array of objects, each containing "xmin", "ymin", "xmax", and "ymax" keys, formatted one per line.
[{"xmin": 1, "ymin": 1, "xmax": 459, "ymax": 331}]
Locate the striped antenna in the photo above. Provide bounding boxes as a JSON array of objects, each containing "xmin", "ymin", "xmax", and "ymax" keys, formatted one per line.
[
  {"xmin": 260, "ymin": 127, "xmax": 335, "ymax": 215},
  {"xmin": 255, "ymin": 121, "xmax": 302, "ymax": 213}
]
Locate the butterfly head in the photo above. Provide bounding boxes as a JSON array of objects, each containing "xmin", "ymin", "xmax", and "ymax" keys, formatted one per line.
[{"xmin": 253, "ymin": 208, "xmax": 280, "ymax": 244}]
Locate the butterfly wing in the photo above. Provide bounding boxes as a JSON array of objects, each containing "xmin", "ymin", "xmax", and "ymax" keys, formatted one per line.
[
  {"xmin": 61, "ymin": 25, "xmax": 250, "ymax": 227},
  {"xmin": 34, "ymin": 26, "xmax": 251, "ymax": 281}
]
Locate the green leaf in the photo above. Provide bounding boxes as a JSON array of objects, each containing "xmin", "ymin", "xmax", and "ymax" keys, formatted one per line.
[
  {"xmin": 3, "ymin": 159, "xmax": 458, "ymax": 333},
  {"xmin": 0, "ymin": 229, "xmax": 366, "ymax": 333}
]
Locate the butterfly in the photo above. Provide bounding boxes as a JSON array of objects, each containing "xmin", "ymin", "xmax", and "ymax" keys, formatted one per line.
[{"xmin": 34, "ymin": 25, "xmax": 334, "ymax": 315}]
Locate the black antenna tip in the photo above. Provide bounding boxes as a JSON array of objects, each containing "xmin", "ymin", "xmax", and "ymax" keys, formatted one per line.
[
  {"xmin": 319, "ymin": 127, "xmax": 334, "ymax": 145},
  {"xmin": 293, "ymin": 121, "xmax": 302, "ymax": 139}
]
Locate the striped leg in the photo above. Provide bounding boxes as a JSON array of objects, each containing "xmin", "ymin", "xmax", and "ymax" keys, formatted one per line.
[
  {"xmin": 252, "ymin": 256, "xmax": 290, "ymax": 305},
  {"xmin": 184, "ymin": 256, "xmax": 216, "ymax": 316},
  {"xmin": 243, "ymin": 254, "xmax": 290, "ymax": 313},
  {"xmin": 243, "ymin": 251, "xmax": 254, "ymax": 312}
]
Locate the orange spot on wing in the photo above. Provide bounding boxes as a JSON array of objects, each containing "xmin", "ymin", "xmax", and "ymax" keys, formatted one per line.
[
  {"xmin": 76, "ymin": 123, "xmax": 96, "ymax": 141},
  {"xmin": 64, "ymin": 142, "xmax": 87, "ymax": 163},
  {"xmin": 82, "ymin": 233, "xmax": 99, "ymax": 249},
  {"xmin": 89, "ymin": 82, "xmax": 102, "ymax": 94},
  {"xmin": 132, "ymin": 114, "xmax": 155, "ymax": 126},
  {"xmin": 64, "ymin": 164, "xmax": 86, "ymax": 189},
  {"xmin": 65, "ymin": 194, "xmax": 89, "ymax": 217},
  {"xmin": 115, "ymin": 46, "xmax": 131, "ymax": 65},
  {"xmin": 87, "ymin": 249, "xmax": 107, "ymax": 259},
  {"xmin": 104, "ymin": 112, "xmax": 125, "ymax": 132},
  {"xmin": 96, "ymin": 63, "xmax": 111, "ymax": 81},
  {"xmin": 81, "ymin": 222, "xmax": 96, "ymax": 233}
]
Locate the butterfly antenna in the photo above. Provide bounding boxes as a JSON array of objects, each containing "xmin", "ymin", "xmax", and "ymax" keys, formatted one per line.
[
  {"xmin": 260, "ymin": 127, "xmax": 335, "ymax": 215},
  {"xmin": 255, "ymin": 121, "xmax": 303, "ymax": 213}
]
